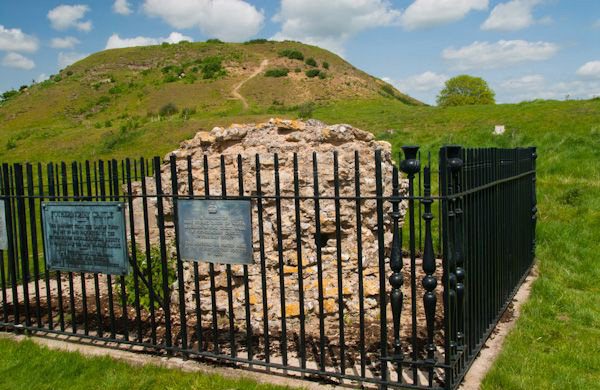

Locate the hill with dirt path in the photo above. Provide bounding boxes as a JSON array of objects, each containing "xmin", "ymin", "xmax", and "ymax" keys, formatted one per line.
[{"xmin": 0, "ymin": 40, "xmax": 422, "ymax": 162}]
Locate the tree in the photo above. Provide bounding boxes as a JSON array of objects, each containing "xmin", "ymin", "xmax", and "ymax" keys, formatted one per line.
[{"xmin": 436, "ymin": 75, "xmax": 495, "ymax": 107}]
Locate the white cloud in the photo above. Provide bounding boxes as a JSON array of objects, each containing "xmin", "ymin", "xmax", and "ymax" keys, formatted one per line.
[
  {"xmin": 497, "ymin": 78, "xmax": 600, "ymax": 103},
  {"xmin": 0, "ymin": 25, "xmax": 39, "ymax": 52},
  {"xmin": 48, "ymin": 5, "xmax": 93, "ymax": 31},
  {"xmin": 442, "ymin": 40, "xmax": 559, "ymax": 70},
  {"xmin": 394, "ymin": 71, "xmax": 449, "ymax": 92},
  {"xmin": 272, "ymin": 0, "xmax": 402, "ymax": 55},
  {"xmin": 400, "ymin": 0, "xmax": 488, "ymax": 30},
  {"xmin": 50, "ymin": 36, "xmax": 80, "ymax": 49},
  {"xmin": 500, "ymin": 74, "xmax": 545, "ymax": 89},
  {"xmin": 35, "ymin": 73, "xmax": 50, "ymax": 83},
  {"xmin": 113, "ymin": 0, "xmax": 132, "ymax": 15},
  {"xmin": 143, "ymin": 0, "xmax": 264, "ymax": 42},
  {"xmin": 105, "ymin": 32, "xmax": 193, "ymax": 49},
  {"xmin": 481, "ymin": 0, "xmax": 545, "ymax": 31},
  {"xmin": 383, "ymin": 71, "xmax": 449, "ymax": 104},
  {"xmin": 576, "ymin": 61, "xmax": 600, "ymax": 79},
  {"xmin": 58, "ymin": 51, "xmax": 88, "ymax": 68},
  {"xmin": 2, "ymin": 52, "xmax": 35, "ymax": 70}
]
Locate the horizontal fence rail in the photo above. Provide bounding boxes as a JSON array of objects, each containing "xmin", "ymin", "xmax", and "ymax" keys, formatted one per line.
[{"xmin": 0, "ymin": 146, "xmax": 536, "ymax": 389}]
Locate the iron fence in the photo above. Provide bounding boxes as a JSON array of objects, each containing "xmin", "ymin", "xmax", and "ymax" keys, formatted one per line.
[{"xmin": 0, "ymin": 145, "xmax": 536, "ymax": 389}]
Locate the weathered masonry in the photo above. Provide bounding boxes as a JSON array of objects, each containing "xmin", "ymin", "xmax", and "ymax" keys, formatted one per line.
[{"xmin": 0, "ymin": 120, "xmax": 537, "ymax": 390}]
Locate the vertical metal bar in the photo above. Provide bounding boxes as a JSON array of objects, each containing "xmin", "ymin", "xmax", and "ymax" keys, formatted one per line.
[
  {"xmin": 332, "ymin": 151, "xmax": 346, "ymax": 375},
  {"xmin": 100, "ymin": 160, "xmax": 116, "ymax": 338},
  {"xmin": 204, "ymin": 155, "xmax": 219, "ymax": 354},
  {"xmin": 312, "ymin": 152, "xmax": 326, "ymax": 372},
  {"xmin": 170, "ymin": 155, "xmax": 188, "ymax": 354},
  {"xmin": 9, "ymin": 166, "xmax": 19, "ymax": 284},
  {"xmin": 15, "ymin": 164, "xmax": 32, "ymax": 327},
  {"xmin": 220, "ymin": 155, "xmax": 236, "ymax": 358},
  {"xmin": 354, "ymin": 151, "xmax": 366, "ymax": 379},
  {"xmin": 292, "ymin": 153, "xmax": 306, "ymax": 369},
  {"xmin": 113, "ymin": 159, "xmax": 129, "ymax": 341},
  {"xmin": 0, "ymin": 170, "xmax": 7, "ymax": 324},
  {"xmin": 421, "ymin": 157, "xmax": 437, "ymax": 387},
  {"xmin": 374, "ymin": 149, "xmax": 388, "ymax": 386},
  {"xmin": 47, "ymin": 163, "xmax": 64, "ymax": 331},
  {"xmin": 439, "ymin": 147, "xmax": 452, "ymax": 389},
  {"xmin": 26, "ymin": 164, "xmax": 42, "ymax": 327},
  {"xmin": 388, "ymin": 165, "xmax": 404, "ymax": 382},
  {"xmin": 401, "ymin": 146, "xmax": 421, "ymax": 384},
  {"xmin": 3, "ymin": 164, "xmax": 19, "ymax": 325},
  {"xmin": 71, "ymin": 161, "xmax": 89, "ymax": 335},
  {"xmin": 418, "ymin": 151, "xmax": 422, "ymax": 254},
  {"xmin": 154, "ymin": 156, "xmax": 172, "ymax": 349},
  {"xmin": 140, "ymin": 158, "xmax": 156, "ymax": 344},
  {"xmin": 187, "ymin": 156, "xmax": 202, "ymax": 351},
  {"xmin": 126, "ymin": 159, "xmax": 143, "ymax": 342},
  {"xmin": 61, "ymin": 162, "xmax": 77, "ymax": 334},
  {"xmin": 237, "ymin": 155, "xmax": 253, "ymax": 362},
  {"xmin": 255, "ymin": 154, "xmax": 269, "ymax": 363},
  {"xmin": 90, "ymin": 161, "xmax": 103, "ymax": 337},
  {"xmin": 273, "ymin": 153, "xmax": 287, "ymax": 366}
]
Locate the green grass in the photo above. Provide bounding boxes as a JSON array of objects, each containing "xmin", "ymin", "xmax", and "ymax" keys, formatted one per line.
[
  {"xmin": 313, "ymin": 98, "xmax": 600, "ymax": 390},
  {"xmin": 0, "ymin": 338, "xmax": 301, "ymax": 390},
  {"xmin": 2, "ymin": 72, "xmax": 600, "ymax": 388}
]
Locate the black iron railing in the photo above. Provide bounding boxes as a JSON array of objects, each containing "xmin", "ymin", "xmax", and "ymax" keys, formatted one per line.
[{"xmin": 0, "ymin": 146, "xmax": 536, "ymax": 389}]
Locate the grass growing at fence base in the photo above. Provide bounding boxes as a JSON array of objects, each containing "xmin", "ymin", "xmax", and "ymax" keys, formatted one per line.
[
  {"xmin": 0, "ymin": 338, "xmax": 301, "ymax": 390},
  {"xmin": 312, "ymin": 98, "xmax": 600, "ymax": 390}
]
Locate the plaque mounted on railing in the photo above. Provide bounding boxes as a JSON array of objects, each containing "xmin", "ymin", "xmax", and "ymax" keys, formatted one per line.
[
  {"xmin": 42, "ymin": 202, "xmax": 129, "ymax": 275},
  {"xmin": 177, "ymin": 199, "xmax": 253, "ymax": 264},
  {"xmin": 0, "ymin": 200, "xmax": 7, "ymax": 250}
]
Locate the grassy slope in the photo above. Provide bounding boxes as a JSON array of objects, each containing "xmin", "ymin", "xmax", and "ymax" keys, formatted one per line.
[
  {"xmin": 0, "ymin": 339, "xmax": 299, "ymax": 390},
  {"xmin": 314, "ymin": 99, "xmax": 600, "ymax": 390},
  {"xmin": 1, "ymin": 49, "xmax": 599, "ymax": 388},
  {"xmin": 0, "ymin": 41, "xmax": 420, "ymax": 163}
]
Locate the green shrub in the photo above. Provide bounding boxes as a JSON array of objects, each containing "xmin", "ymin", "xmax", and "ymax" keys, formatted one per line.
[
  {"xmin": 104, "ymin": 120, "xmax": 112, "ymax": 128},
  {"xmin": 54, "ymin": 75, "xmax": 62, "ymax": 82},
  {"xmin": 108, "ymin": 85, "xmax": 123, "ymax": 94},
  {"xmin": 94, "ymin": 122, "xmax": 102, "ymax": 129},
  {"xmin": 180, "ymin": 107, "xmax": 196, "ymax": 119},
  {"xmin": 265, "ymin": 68, "xmax": 289, "ymax": 77},
  {"xmin": 206, "ymin": 38, "xmax": 223, "ymax": 44},
  {"xmin": 305, "ymin": 69, "xmax": 321, "ymax": 78},
  {"xmin": 141, "ymin": 69, "xmax": 151, "ymax": 76},
  {"xmin": 322, "ymin": 62, "xmax": 330, "ymax": 69},
  {"xmin": 200, "ymin": 56, "xmax": 225, "ymax": 79},
  {"xmin": 318, "ymin": 72, "xmax": 327, "ymax": 79},
  {"xmin": 123, "ymin": 246, "xmax": 176, "ymax": 311},
  {"xmin": 298, "ymin": 102, "xmax": 315, "ymax": 118},
  {"xmin": 159, "ymin": 103, "xmax": 178, "ymax": 117},
  {"xmin": 294, "ymin": 68, "xmax": 301, "ymax": 73},
  {"xmin": 279, "ymin": 49, "xmax": 304, "ymax": 61},
  {"xmin": 1, "ymin": 90, "xmax": 18, "ymax": 102},
  {"xmin": 161, "ymin": 42, "xmax": 170, "ymax": 47},
  {"xmin": 305, "ymin": 58, "xmax": 317, "ymax": 67},
  {"xmin": 6, "ymin": 139, "xmax": 17, "ymax": 150},
  {"xmin": 19, "ymin": 85, "xmax": 28, "ymax": 91},
  {"xmin": 66, "ymin": 70, "xmax": 73, "ymax": 76},
  {"xmin": 244, "ymin": 38, "xmax": 269, "ymax": 44},
  {"xmin": 381, "ymin": 84, "xmax": 395, "ymax": 96}
]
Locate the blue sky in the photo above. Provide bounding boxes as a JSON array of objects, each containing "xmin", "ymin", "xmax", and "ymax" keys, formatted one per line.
[{"xmin": 1, "ymin": 0, "xmax": 600, "ymax": 104}]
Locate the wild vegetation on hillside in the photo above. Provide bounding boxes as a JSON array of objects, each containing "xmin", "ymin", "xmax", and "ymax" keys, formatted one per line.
[{"xmin": 0, "ymin": 40, "xmax": 421, "ymax": 162}]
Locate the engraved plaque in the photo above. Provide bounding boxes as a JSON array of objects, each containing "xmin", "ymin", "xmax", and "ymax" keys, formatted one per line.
[
  {"xmin": 42, "ymin": 202, "xmax": 129, "ymax": 275},
  {"xmin": 0, "ymin": 200, "xmax": 7, "ymax": 250},
  {"xmin": 177, "ymin": 199, "xmax": 253, "ymax": 264}
]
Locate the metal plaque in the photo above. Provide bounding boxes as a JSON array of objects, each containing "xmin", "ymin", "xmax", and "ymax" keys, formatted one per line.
[
  {"xmin": 0, "ymin": 200, "xmax": 7, "ymax": 250},
  {"xmin": 42, "ymin": 202, "xmax": 129, "ymax": 275},
  {"xmin": 177, "ymin": 199, "xmax": 253, "ymax": 264}
]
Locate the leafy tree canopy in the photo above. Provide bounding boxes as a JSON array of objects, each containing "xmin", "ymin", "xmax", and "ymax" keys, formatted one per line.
[{"xmin": 436, "ymin": 75, "xmax": 495, "ymax": 107}]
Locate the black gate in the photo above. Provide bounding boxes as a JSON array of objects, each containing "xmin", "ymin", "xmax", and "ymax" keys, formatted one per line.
[{"xmin": 0, "ymin": 146, "xmax": 536, "ymax": 389}]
